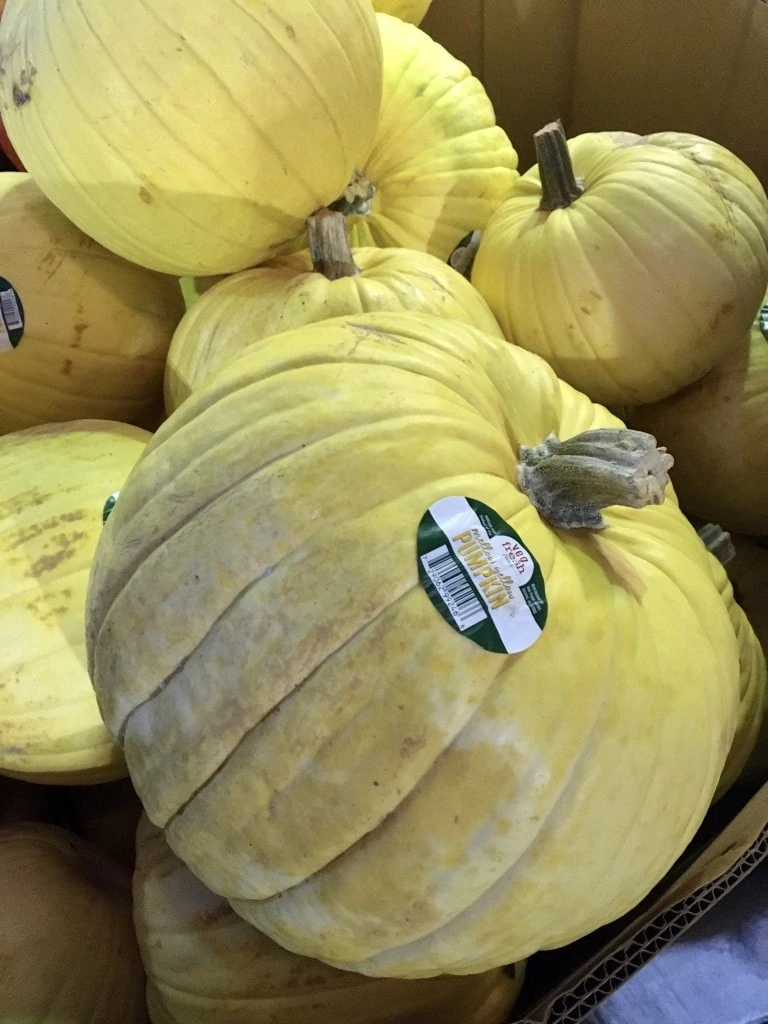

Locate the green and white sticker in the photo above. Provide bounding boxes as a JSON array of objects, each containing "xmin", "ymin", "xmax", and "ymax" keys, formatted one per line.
[
  {"xmin": 759, "ymin": 303, "xmax": 768, "ymax": 340},
  {"xmin": 102, "ymin": 491, "xmax": 120, "ymax": 525},
  {"xmin": 418, "ymin": 496, "xmax": 548, "ymax": 654},
  {"xmin": 0, "ymin": 277, "xmax": 24, "ymax": 352}
]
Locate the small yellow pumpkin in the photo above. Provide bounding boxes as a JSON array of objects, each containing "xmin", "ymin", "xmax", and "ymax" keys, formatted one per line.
[
  {"xmin": 291, "ymin": 14, "xmax": 518, "ymax": 262},
  {"xmin": 165, "ymin": 209, "xmax": 503, "ymax": 412},
  {"xmin": 0, "ymin": 822, "xmax": 148, "ymax": 1023},
  {"xmin": 472, "ymin": 124, "xmax": 768, "ymax": 407},
  {"xmin": 134, "ymin": 814, "xmax": 524, "ymax": 1024},
  {"xmin": 0, "ymin": 173, "xmax": 183, "ymax": 435},
  {"xmin": 372, "ymin": 0, "xmax": 432, "ymax": 24},
  {"xmin": 0, "ymin": 0, "xmax": 383, "ymax": 276},
  {"xmin": 87, "ymin": 311, "xmax": 739, "ymax": 977},
  {"xmin": 0, "ymin": 419, "xmax": 149, "ymax": 784},
  {"xmin": 631, "ymin": 301, "xmax": 768, "ymax": 535}
]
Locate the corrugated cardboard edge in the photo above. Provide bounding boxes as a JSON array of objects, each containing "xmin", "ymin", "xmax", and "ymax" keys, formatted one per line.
[{"xmin": 510, "ymin": 781, "xmax": 768, "ymax": 1024}]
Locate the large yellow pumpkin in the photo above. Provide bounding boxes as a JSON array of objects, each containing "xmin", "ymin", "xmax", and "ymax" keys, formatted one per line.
[
  {"xmin": 0, "ymin": 0, "xmax": 383, "ymax": 276},
  {"xmin": 631, "ymin": 300, "xmax": 768, "ymax": 535},
  {"xmin": 472, "ymin": 125, "xmax": 768, "ymax": 407},
  {"xmin": 294, "ymin": 14, "xmax": 518, "ymax": 263},
  {"xmin": 134, "ymin": 814, "xmax": 524, "ymax": 1024},
  {"xmin": 0, "ymin": 173, "xmax": 183, "ymax": 434},
  {"xmin": 372, "ymin": 0, "xmax": 432, "ymax": 24},
  {"xmin": 0, "ymin": 420, "xmax": 149, "ymax": 785},
  {"xmin": 86, "ymin": 312, "xmax": 739, "ymax": 978},
  {"xmin": 165, "ymin": 209, "xmax": 503, "ymax": 412}
]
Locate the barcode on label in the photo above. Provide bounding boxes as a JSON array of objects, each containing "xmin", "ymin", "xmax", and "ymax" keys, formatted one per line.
[
  {"xmin": 421, "ymin": 544, "xmax": 487, "ymax": 632},
  {"xmin": 0, "ymin": 289, "xmax": 22, "ymax": 331}
]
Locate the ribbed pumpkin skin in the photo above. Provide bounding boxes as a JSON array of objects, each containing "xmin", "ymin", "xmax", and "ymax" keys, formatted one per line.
[
  {"xmin": 631, "ymin": 305, "xmax": 768, "ymax": 535},
  {"xmin": 0, "ymin": 0, "xmax": 383, "ymax": 276},
  {"xmin": 165, "ymin": 246, "xmax": 504, "ymax": 412},
  {"xmin": 0, "ymin": 823, "xmax": 148, "ymax": 1023},
  {"xmin": 134, "ymin": 815, "xmax": 524, "ymax": 1024},
  {"xmin": 322, "ymin": 15, "xmax": 518, "ymax": 261},
  {"xmin": 372, "ymin": 0, "xmax": 432, "ymax": 22},
  {"xmin": 0, "ymin": 174, "xmax": 183, "ymax": 434},
  {"xmin": 472, "ymin": 131, "xmax": 768, "ymax": 407},
  {"xmin": 86, "ymin": 312, "xmax": 739, "ymax": 977},
  {"xmin": 0, "ymin": 420, "xmax": 149, "ymax": 784}
]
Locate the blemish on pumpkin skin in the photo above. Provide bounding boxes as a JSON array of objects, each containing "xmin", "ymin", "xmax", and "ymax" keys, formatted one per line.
[
  {"xmin": 72, "ymin": 322, "xmax": 89, "ymax": 346},
  {"xmin": 62, "ymin": 359, "xmax": 73, "ymax": 376},
  {"xmin": 286, "ymin": 24, "xmax": 296, "ymax": 40},
  {"xmin": 139, "ymin": 187, "xmax": 154, "ymax": 205},
  {"xmin": 12, "ymin": 83, "xmax": 31, "ymax": 106},
  {"xmin": 710, "ymin": 300, "xmax": 735, "ymax": 331},
  {"xmin": 400, "ymin": 728, "xmax": 428, "ymax": 759}
]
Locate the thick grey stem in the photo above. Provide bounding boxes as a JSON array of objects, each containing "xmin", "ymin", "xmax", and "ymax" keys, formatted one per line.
[
  {"xmin": 518, "ymin": 428, "xmax": 674, "ymax": 530},
  {"xmin": 535, "ymin": 121, "xmax": 585, "ymax": 211},
  {"xmin": 697, "ymin": 523, "xmax": 736, "ymax": 567},
  {"xmin": 307, "ymin": 208, "xmax": 360, "ymax": 280}
]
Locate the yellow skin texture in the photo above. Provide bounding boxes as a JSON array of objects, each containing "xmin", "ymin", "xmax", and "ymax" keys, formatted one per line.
[
  {"xmin": 0, "ymin": 420, "xmax": 149, "ymax": 784},
  {"xmin": 631, "ymin": 307, "xmax": 768, "ymax": 535},
  {"xmin": 164, "ymin": 245, "xmax": 504, "ymax": 412},
  {"xmin": 134, "ymin": 815, "xmax": 523, "ymax": 1024},
  {"xmin": 0, "ymin": 174, "xmax": 183, "ymax": 434},
  {"xmin": 0, "ymin": 0, "xmax": 383, "ymax": 276},
  {"xmin": 86, "ymin": 312, "xmax": 740, "ymax": 977},
  {"xmin": 372, "ymin": 0, "xmax": 431, "ymax": 24},
  {"xmin": 472, "ymin": 131, "xmax": 768, "ymax": 407},
  {"xmin": 286, "ymin": 14, "xmax": 518, "ymax": 262},
  {"xmin": 0, "ymin": 823, "xmax": 148, "ymax": 1024}
]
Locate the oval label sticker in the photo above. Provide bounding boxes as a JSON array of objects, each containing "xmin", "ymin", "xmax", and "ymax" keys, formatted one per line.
[
  {"xmin": 0, "ymin": 277, "xmax": 25, "ymax": 352},
  {"xmin": 417, "ymin": 496, "xmax": 547, "ymax": 654}
]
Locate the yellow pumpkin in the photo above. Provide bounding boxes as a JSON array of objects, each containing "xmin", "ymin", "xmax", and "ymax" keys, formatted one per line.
[
  {"xmin": 86, "ymin": 311, "xmax": 740, "ymax": 977},
  {"xmin": 0, "ymin": 822, "xmax": 148, "ymax": 1023},
  {"xmin": 631, "ymin": 301, "xmax": 768, "ymax": 535},
  {"xmin": 0, "ymin": 0, "xmax": 382, "ymax": 276},
  {"xmin": 695, "ymin": 525, "xmax": 767, "ymax": 800},
  {"xmin": 0, "ymin": 419, "xmax": 149, "ymax": 785},
  {"xmin": 134, "ymin": 814, "xmax": 524, "ymax": 1024},
  {"xmin": 165, "ymin": 209, "xmax": 503, "ymax": 412},
  {"xmin": 472, "ymin": 125, "xmax": 768, "ymax": 407},
  {"xmin": 0, "ymin": 173, "xmax": 183, "ymax": 434},
  {"xmin": 372, "ymin": 0, "xmax": 432, "ymax": 24},
  {"xmin": 289, "ymin": 14, "xmax": 518, "ymax": 263}
]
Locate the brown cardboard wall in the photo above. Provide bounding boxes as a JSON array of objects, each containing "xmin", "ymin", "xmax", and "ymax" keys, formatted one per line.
[{"xmin": 423, "ymin": 0, "xmax": 768, "ymax": 183}]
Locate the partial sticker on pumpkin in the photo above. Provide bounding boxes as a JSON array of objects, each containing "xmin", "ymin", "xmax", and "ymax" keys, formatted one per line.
[
  {"xmin": 759, "ymin": 304, "xmax": 768, "ymax": 340},
  {"xmin": 102, "ymin": 491, "xmax": 120, "ymax": 525},
  {"xmin": 417, "ymin": 496, "xmax": 547, "ymax": 654},
  {"xmin": 0, "ymin": 277, "xmax": 24, "ymax": 352}
]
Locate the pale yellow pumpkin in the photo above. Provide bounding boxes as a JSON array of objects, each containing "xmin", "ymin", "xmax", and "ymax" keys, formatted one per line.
[
  {"xmin": 86, "ymin": 311, "xmax": 740, "ymax": 977},
  {"xmin": 0, "ymin": 0, "xmax": 382, "ymax": 276},
  {"xmin": 0, "ymin": 822, "xmax": 148, "ymax": 1023},
  {"xmin": 472, "ymin": 126, "xmax": 768, "ymax": 407},
  {"xmin": 165, "ymin": 209, "xmax": 503, "ymax": 412},
  {"xmin": 287, "ymin": 14, "xmax": 518, "ymax": 263},
  {"xmin": 134, "ymin": 814, "xmax": 524, "ymax": 1024},
  {"xmin": 0, "ymin": 173, "xmax": 183, "ymax": 434},
  {"xmin": 631, "ymin": 301, "xmax": 768, "ymax": 535},
  {"xmin": 372, "ymin": 0, "xmax": 432, "ymax": 24},
  {"xmin": 0, "ymin": 420, "xmax": 149, "ymax": 784}
]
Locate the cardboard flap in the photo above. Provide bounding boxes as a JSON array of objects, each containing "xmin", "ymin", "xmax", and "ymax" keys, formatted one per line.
[{"xmin": 510, "ymin": 781, "xmax": 768, "ymax": 1023}]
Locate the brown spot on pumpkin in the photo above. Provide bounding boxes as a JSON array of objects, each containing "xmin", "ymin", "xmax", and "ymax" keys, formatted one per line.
[
  {"xmin": 400, "ymin": 728, "xmax": 427, "ymax": 759},
  {"xmin": 189, "ymin": 904, "xmax": 231, "ymax": 930},
  {"xmin": 710, "ymin": 300, "xmax": 734, "ymax": 331},
  {"xmin": 27, "ymin": 546, "xmax": 77, "ymax": 577},
  {"xmin": 286, "ymin": 24, "xmax": 296, "ymax": 39},
  {"xmin": 62, "ymin": 359, "xmax": 73, "ymax": 376},
  {"xmin": 138, "ymin": 187, "xmax": 154, "ymax": 205},
  {"xmin": 72, "ymin": 322, "xmax": 89, "ymax": 346},
  {"xmin": 12, "ymin": 83, "xmax": 30, "ymax": 106}
]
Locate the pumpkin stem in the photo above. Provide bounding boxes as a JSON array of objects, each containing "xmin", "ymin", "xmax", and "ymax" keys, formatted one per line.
[
  {"xmin": 518, "ymin": 428, "xmax": 674, "ymax": 530},
  {"xmin": 697, "ymin": 523, "xmax": 736, "ymax": 567},
  {"xmin": 330, "ymin": 169, "xmax": 376, "ymax": 217},
  {"xmin": 535, "ymin": 121, "xmax": 585, "ymax": 211},
  {"xmin": 307, "ymin": 208, "xmax": 360, "ymax": 281}
]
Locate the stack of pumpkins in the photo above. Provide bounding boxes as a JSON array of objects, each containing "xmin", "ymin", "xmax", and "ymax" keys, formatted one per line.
[{"xmin": 0, "ymin": 0, "xmax": 766, "ymax": 1021}]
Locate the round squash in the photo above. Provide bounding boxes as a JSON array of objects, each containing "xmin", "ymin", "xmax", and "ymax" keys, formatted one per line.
[
  {"xmin": 290, "ymin": 14, "xmax": 518, "ymax": 263},
  {"xmin": 0, "ymin": 173, "xmax": 183, "ymax": 434},
  {"xmin": 472, "ymin": 124, "xmax": 768, "ymax": 407},
  {"xmin": 134, "ymin": 814, "xmax": 524, "ymax": 1024},
  {"xmin": 372, "ymin": 0, "xmax": 432, "ymax": 23},
  {"xmin": 86, "ymin": 311, "xmax": 740, "ymax": 978},
  {"xmin": 0, "ymin": 419, "xmax": 149, "ymax": 785},
  {"xmin": 0, "ymin": 822, "xmax": 148, "ymax": 1023},
  {"xmin": 0, "ymin": 0, "xmax": 383, "ymax": 276},
  {"xmin": 630, "ymin": 300, "xmax": 768, "ymax": 535},
  {"xmin": 165, "ymin": 209, "xmax": 503, "ymax": 412}
]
